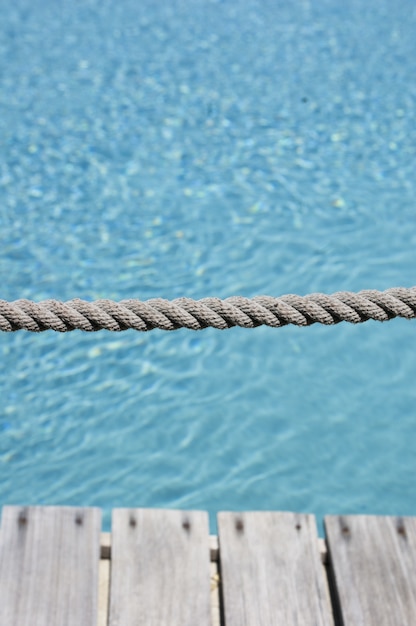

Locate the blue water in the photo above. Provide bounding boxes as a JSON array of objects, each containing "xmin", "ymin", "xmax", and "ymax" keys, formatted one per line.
[{"xmin": 0, "ymin": 0, "xmax": 415, "ymax": 533}]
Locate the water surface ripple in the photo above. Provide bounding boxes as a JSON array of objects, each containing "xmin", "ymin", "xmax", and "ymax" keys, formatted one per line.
[{"xmin": 0, "ymin": 0, "xmax": 415, "ymax": 532}]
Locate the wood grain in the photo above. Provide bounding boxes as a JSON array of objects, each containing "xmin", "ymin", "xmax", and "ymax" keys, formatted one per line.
[
  {"xmin": 218, "ymin": 510, "xmax": 334, "ymax": 626},
  {"xmin": 0, "ymin": 505, "xmax": 101, "ymax": 626},
  {"xmin": 109, "ymin": 508, "xmax": 211, "ymax": 626},
  {"xmin": 325, "ymin": 515, "xmax": 416, "ymax": 625}
]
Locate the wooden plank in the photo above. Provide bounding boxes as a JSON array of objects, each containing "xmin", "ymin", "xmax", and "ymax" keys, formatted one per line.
[
  {"xmin": 210, "ymin": 560, "xmax": 221, "ymax": 626},
  {"xmin": 100, "ymin": 531, "xmax": 219, "ymax": 561},
  {"xmin": 0, "ymin": 505, "xmax": 101, "ymax": 626},
  {"xmin": 218, "ymin": 511, "xmax": 334, "ymax": 626},
  {"xmin": 98, "ymin": 558, "xmax": 110, "ymax": 626},
  {"xmin": 109, "ymin": 508, "xmax": 211, "ymax": 626},
  {"xmin": 325, "ymin": 515, "xmax": 416, "ymax": 625}
]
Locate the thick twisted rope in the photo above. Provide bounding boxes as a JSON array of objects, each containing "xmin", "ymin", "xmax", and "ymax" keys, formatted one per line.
[{"xmin": 0, "ymin": 287, "xmax": 415, "ymax": 332}]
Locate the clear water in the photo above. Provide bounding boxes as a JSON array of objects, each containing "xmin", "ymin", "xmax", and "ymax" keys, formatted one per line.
[{"xmin": 0, "ymin": 0, "xmax": 415, "ymax": 533}]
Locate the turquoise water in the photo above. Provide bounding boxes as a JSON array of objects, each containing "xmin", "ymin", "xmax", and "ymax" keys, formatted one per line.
[{"xmin": 0, "ymin": 0, "xmax": 415, "ymax": 533}]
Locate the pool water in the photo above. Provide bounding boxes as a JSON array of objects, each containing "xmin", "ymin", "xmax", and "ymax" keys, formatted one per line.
[{"xmin": 0, "ymin": 0, "xmax": 415, "ymax": 533}]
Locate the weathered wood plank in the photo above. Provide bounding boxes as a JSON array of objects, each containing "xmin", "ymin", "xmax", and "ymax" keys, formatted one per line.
[
  {"xmin": 0, "ymin": 505, "xmax": 101, "ymax": 626},
  {"xmin": 325, "ymin": 515, "xmax": 416, "ymax": 625},
  {"xmin": 100, "ymin": 531, "xmax": 219, "ymax": 561},
  {"xmin": 218, "ymin": 511, "xmax": 334, "ymax": 626},
  {"xmin": 98, "ymin": 558, "xmax": 110, "ymax": 626},
  {"xmin": 210, "ymin": 560, "xmax": 221, "ymax": 626},
  {"xmin": 109, "ymin": 508, "xmax": 211, "ymax": 626}
]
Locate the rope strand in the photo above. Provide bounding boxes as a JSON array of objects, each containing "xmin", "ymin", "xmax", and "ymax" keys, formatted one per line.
[{"xmin": 0, "ymin": 287, "xmax": 415, "ymax": 332}]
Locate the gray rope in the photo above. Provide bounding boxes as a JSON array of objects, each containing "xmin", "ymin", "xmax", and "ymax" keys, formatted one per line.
[{"xmin": 0, "ymin": 287, "xmax": 415, "ymax": 332}]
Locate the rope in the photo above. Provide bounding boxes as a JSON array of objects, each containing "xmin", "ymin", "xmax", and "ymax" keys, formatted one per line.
[{"xmin": 0, "ymin": 287, "xmax": 415, "ymax": 332}]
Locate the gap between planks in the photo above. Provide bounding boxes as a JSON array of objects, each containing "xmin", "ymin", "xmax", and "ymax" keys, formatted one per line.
[{"xmin": 97, "ymin": 533, "xmax": 327, "ymax": 626}]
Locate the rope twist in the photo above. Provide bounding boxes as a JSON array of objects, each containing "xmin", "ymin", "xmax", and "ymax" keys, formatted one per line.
[{"xmin": 0, "ymin": 287, "xmax": 415, "ymax": 332}]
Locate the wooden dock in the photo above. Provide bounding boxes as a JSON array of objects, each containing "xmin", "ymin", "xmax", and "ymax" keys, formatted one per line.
[{"xmin": 0, "ymin": 506, "xmax": 415, "ymax": 625}]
